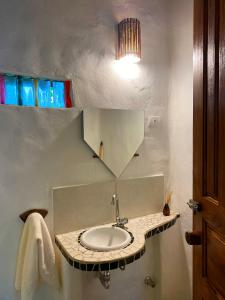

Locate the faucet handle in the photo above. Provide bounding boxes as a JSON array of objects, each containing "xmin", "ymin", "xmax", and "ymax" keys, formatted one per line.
[
  {"xmin": 117, "ymin": 217, "xmax": 128, "ymax": 228},
  {"xmin": 122, "ymin": 217, "xmax": 128, "ymax": 223}
]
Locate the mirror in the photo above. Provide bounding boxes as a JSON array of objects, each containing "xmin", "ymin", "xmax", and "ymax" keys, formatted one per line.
[{"xmin": 83, "ymin": 108, "xmax": 144, "ymax": 177}]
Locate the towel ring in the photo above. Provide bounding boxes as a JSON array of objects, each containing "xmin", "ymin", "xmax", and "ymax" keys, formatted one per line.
[{"xmin": 19, "ymin": 209, "xmax": 48, "ymax": 223}]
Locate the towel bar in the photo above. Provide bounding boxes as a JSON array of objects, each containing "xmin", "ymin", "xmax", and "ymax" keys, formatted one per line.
[{"xmin": 19, "ymin": 209, "xmax": 48, "ymax": 222}]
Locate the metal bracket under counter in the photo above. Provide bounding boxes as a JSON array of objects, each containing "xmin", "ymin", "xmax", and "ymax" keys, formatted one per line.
[{"xmin": 55, "ymin": 212, "xmax": 180, "ymax": 272}]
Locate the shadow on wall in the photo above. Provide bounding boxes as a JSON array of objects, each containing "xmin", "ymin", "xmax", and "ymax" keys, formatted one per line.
[
  {"xmin": 58, "ymin": 235, "xmax": 160, "ymax": 300},
  {"xmin": 158, "ymin": 219, "xmax": 192, "ymax": 300}
]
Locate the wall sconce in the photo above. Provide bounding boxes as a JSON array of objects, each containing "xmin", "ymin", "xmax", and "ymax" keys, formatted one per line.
[{"xmin": 117, "ymin": 18, "xmax": 141, "ymax": 63}]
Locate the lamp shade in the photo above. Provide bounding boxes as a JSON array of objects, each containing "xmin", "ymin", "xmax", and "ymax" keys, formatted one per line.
[{"xmin": 117, "ymin": 18, "xmax": 141, "ymax": 63}]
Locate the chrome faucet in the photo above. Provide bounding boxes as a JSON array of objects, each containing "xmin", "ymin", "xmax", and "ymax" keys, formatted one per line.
[{"xmin": 111, "ymin": 194, "xmax": 128, "ymax": 228}]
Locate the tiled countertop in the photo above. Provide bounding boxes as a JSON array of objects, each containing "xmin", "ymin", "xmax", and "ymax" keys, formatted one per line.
[{"xmin": 55, "ymin": 211, "xmax": 180, "ymax": 272}]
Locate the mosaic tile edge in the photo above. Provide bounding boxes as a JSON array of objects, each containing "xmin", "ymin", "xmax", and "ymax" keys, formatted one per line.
[{"xmin": 55, "ymin": 212, "xmax": 180, "ymax": 272}]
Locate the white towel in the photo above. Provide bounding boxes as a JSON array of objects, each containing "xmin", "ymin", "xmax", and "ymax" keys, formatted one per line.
[{"xmin": 15, "ymin": 213, "xmax": 59, "ymax": 300}]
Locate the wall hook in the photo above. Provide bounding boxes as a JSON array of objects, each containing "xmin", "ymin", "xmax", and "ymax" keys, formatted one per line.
[{"xmin": 19, "ymin": 209, "xmax": 48, "ymax": 223}]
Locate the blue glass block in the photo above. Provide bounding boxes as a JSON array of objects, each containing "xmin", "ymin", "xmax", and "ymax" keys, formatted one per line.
[
  {"xmin": 5, "ymin": 75, "xmax": 19, "ymax": 105},
  {"xmin": 20, "ymin": 78, "xmax": 36, "ymax": 106},
  {"xmin": 52, "ymin": 81, "xmax": 65, "ymax": 108},
  {"xmin": 37, "ymin": 80, "xmax": 52, "ymax": 108}
]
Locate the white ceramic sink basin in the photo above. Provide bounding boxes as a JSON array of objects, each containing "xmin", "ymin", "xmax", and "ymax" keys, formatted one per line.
[{"xmin": 80, "ymin": 225, "xmax": 131, "ymax": 251}]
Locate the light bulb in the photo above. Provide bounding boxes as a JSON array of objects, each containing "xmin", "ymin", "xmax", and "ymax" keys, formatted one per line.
[
  {"xmin": 119, "ymin": 54, "xmax": 141, "ymax": 64},
  {"xmin": 112, "ymin": 60, "xmax": 140, "ymax": 80}
]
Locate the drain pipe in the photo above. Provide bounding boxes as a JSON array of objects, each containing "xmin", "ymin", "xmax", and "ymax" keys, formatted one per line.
[
  {"xmin": 98, "ymin": 266, "xmax": 126, "ymax": 289},
  {"xmin": 99, "ymin": 271, "xmax": 111, "ymax": 289}
]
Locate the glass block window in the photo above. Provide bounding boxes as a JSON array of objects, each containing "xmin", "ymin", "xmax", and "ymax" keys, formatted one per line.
[
  {"xmin": 52, "ymin": 81, "xmax": 65, "ymax": 108},
  {"xmin": 37, "ymin": 80, "xmax": 52, "ymax": 108},
  {"xmin": 0, "ymin": 76, "xmax": 5, "ymax": 104},
  {"xmin": 0, "ymin": 73, "xmax": 73, "ymax": 108},
  {"xmin": 20, "ymin": 78, "xmax": 36, "ymax": 106},
  {"xmin": 5, "ymin": 75, "xmax": 19, "ymax": 105}
]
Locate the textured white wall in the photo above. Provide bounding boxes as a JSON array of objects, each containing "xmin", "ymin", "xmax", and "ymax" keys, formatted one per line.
[
  {"xmin": 0, "ymin": 0, "xmax": 169, "ymax": 177},
  {"xmin": 164, "ymin": 0, "xmax": 193, "ymax": 299},
  {"xmin": 0, "ymin": 0, "xmax": 193, "ymax": 299},
  {"xmin": 0, "ymin": 0, "xmax": 170, "ymax": 299}
]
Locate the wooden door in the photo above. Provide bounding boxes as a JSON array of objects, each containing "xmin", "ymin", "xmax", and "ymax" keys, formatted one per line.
[{"xmin": 193, "ymin": 0, "xmax": 225, "ymax": 299}]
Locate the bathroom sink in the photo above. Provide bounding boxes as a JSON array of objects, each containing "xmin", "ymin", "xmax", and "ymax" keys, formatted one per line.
[{"xmin": 80, "ymin": 225, "xmax": 131, "ymax": 251}]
